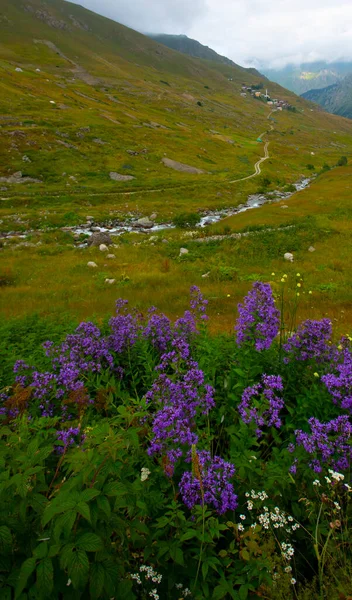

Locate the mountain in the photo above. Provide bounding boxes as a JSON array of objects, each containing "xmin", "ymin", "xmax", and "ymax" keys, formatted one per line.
[
  {"xmin": 0, "ymin": 0, "xmax": 351, "ymax": 201},
  {"xmin": 148, "ymin": 34, "xmax": 236, "ymax": 67},
  {"xmin": 302, "ymin": 74, "xmax": 352, "ymax": 119},
  {"xmin": 263, "ymin": 62, "xmax": 352, "ymax": 95}
]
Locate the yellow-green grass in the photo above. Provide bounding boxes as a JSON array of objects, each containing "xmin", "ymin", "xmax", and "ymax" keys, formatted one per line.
[{"xmin": 1, "ymin": 166, "xmax": 352, "ymax": 335}]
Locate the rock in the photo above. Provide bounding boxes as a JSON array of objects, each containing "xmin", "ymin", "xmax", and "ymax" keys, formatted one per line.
[
  {"xmin": 162, "ymin": 239, "xmax": 169, "ymax": 244},
  {"xmin": 150, "ymin": 213, "xmax": 157, "ymax": 220},
  {"xmin": 280, "ymin": 205, "xmax": 289, "ymax": 209},
  {"xmin": 87, "ymin": 232, "xmax": 113, "ymax": 247},
  {"xmin": 15, "ymin": 67, "xmax": 23, "ymax": 72},
  {"xmin": 135, "ymin": 217, "xmax": 154, "ymax": 229},
  {"xmin": 99, "ymin": 244, "xmax": 108, "ymax": 252},
  {"xmin": 107, "ymin": 254, "xmax": 116, "ymax": 259},
  {"xmin": 105, "ymin": 278, "xmax": 116, "ymax": 285},
  {"xmin": 202, "ymin": 272, "xmax": 210, "ymax": 278},
  {"xmin": 36, "ymin": 68, "xmax": 41, "ymax": 72},
  {"xmin": 284, "ymin": 252, "xmax": 294, "ymax": 262},
  {"xmin": 149, "ymin": 236, "xmax": 158, "ymax": 242},
  {"xmin": 162, "ymin": 157, "xmax": 208, "ymax": 175},
  {"xmin": 308, "ymin": 246, "xmax": 316, "ymax": 253},
  {"xmin": 87, "ymin": 261, "xmax": 98, "ymax": 268},
  {"xmin": 179, "ymin": 248, "xmax": 189, "ymax": 256},
  {"xmin": 109, "ymin": 172, "xmax": 135, "ymax": 182},
  {"xmin": 86, "ymin": 215, "xmax": 94, "ymax": 221}
]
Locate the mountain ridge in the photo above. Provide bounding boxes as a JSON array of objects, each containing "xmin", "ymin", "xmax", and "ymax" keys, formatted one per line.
[{"xmin": 302, "ymin": 73, "xmax": 352, "ymax": 119}]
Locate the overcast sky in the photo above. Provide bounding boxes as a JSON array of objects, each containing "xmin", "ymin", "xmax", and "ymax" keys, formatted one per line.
[{"xmin": 71, "ymin": 0, "xmax": 352, "ymax": 69}]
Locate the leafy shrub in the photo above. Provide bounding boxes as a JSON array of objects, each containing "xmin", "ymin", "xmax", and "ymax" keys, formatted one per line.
[
  {"xmin": 337, "ymin": 156, "xmax": 348, "ymax": 167},
  {"xmin": 173, "ymin": 212, "xmax": 201, "ymax": 229},
  {"xmin": 306, "ymin": 164, "xmax": 315, "ymax": 170},
  {"xmin": 0, "ymin": 284, "xmax": 352, "ymax": 599}
]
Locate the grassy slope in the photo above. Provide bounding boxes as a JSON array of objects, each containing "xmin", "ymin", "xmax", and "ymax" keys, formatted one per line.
[{"xmin": 1, "ymin": 0, "xmax": 352, "ymax": 332}]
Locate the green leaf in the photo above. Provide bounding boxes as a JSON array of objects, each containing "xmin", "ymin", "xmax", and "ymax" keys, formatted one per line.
[
  {"xmin": 170, "ymin": 546, "xmax": 184, "ymax": 566},
  {"xmin": 80, "ymin": 489, "xmax": 101, "ymax": 503},
  {"xmin": 53, "ymin": 510, "xmax": 77, "ymax": 542},
  {"xmin": 68, "ymin": 549, "xmax": 89, "ymax": 590},
  {"xmin": 103, "ymin": 482, "xmax": 127, "ymax": 497},
  {"xmin": 15, "ymin": 557, "xmax": 37, "ymax": 598},
  {"xmin": 180, "ymin": 529, "xmax": 197, "ymax": 541},
  {"xmin": 77, "ymin": 533, "xmax": 103, "ymax": 552},
  {"xmin": 239, "ymin": 585, "xmax": 249, "ymax": 600},
  {"xmin": 76, "ymin": 502, "xmax": 91, "ymax": 522},
  {"xmin": 33, "ymin": 543, "xmax": 48, "ymax": 560},
  {"xmin": 89, "ymin": 563, "xmax": 105, "ymax": 600},
  {"xmin": 42, "ymin": 500, "xmax": 77, "ymax": 527},
  {"xmin": 0, "ymin": 526, "xmax": 12, "ymax": 554},
  {"xmin": 202, "ymin": 561, "xmax": 209, "ymax": 580},
  {"xmin": 36, "ymin": 558, "xmax": 53, "ymax": 595},
  {"xmin": 96, "ymin": 495, "xmax": 111, "ymax": 518},
  {"xmin": 213, "ymin": 584, "xmax": 228, "ymax": 600}
]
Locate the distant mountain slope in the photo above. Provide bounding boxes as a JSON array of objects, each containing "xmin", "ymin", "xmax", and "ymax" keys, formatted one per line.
[
  {"xmin": 148, "ymin": 33, "xmax": 263, "ymax": 77},
  {"xmin": 148, "ymin": 34, "xmax": 237, "ymax": 67},
  {"xmin": 263, "ymin": 62, "xmax": 352, "ymax": 95},
  {"xmin": 302, "ymin": 74, "xmax": 352, "ymax": 119}
]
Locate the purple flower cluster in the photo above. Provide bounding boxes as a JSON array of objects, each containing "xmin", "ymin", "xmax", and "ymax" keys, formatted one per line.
[
  {"xmin": 179, "ymin": 450, "xmax": 237, "ymax": 514},
  {"xmin": 322, "ymin": 348, "xmax": 352, "ymax": 412},
  {"xmin": 56, "ymin": 427, "xmax": 82, "ymax": 453},
  {"xmin": 235, "ymin": 282, "xmax": 280, "ymax": 351},
  {"xmin": 109, "ymin": 299, "xmax": 142, "ymax": 353},
  {"xmin": 143, "ymin": 308, "xmax": 173, "ymax": 353},
  {"xmin": 146, "ymin": 340, "xmax": 214, "ymax": 475},
  {"xmin": 238, "ymin": 374, "xmax": 284, "ymax": 437},
  {"xmin": 283, "ymin": 319, "xmax": 335, "ymax": 364},
  {"xmin": 292, "ymin": 415, "xmax": 352, "ymax": 472}
]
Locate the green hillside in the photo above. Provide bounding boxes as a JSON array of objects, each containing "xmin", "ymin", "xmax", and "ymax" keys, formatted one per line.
[{"xmin": 1, "ymin": 0, "xmax": 352, "ymax": 330}]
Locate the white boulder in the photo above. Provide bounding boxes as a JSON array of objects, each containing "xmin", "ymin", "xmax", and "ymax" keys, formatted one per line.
[{"xmin": 284, "ymin": 252, "xmax": 294, "ymax": 262}]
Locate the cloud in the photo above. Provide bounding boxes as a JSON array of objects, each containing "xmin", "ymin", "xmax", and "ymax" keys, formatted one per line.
[
  {"xmin": 70, "ymin": 0, "xmax": 207, "ymax": 34},
  {"xmin": 70, "ymin": 0, "xmax": 352, "ymax": 68}
]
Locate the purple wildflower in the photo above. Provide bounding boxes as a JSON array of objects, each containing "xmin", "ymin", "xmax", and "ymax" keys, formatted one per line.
[
  {"xmin": 238, "ymin": 374, "xmax": 284, "ymax": 437},
  {"xmin": 56, "ymin": 427, "xmax": 82, "ymax": 453},
  {"xmin": 146, "ymin": 341, "xmax": 215, "ymax": 475},
  {"xmin": 284, "ymin": 319, "xmax": 335, "ymax": 364},
  {"xmin": 143, "ymin": 309, "xmax": 173, "ymax": 352},
  {"xmin": 109, "ymin": 299, "xmax": 142, "ymax": 353},
  {"xmin": 235, "ymin": 282, "xmax": 280, "ymax": 351},
  {"xmin": 179, "ymin": 450, "xmax": 237, "ymax": 515},
  {"xmin": 293, "ymin": 415, "xmax": 352, "ymax": 472},
  {"xmin": 322, "ymin": 348, "xmax": 352, "ymax": 412}
]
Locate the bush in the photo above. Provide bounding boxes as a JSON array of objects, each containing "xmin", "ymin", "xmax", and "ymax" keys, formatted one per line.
[
  {"xmin": 0, "ymin": 284, "xmax": 352, "ymax": 598},
  {"xmin": 306, "ymin": 164, "xmax": 315, "ymax": 170},
  {"xmin": 173, "ymin": 212, "xmax": 201, "ymax": 229},
  {"xmin": 337, "ymin": 156, "xmax": 348, "ymax": 167}
]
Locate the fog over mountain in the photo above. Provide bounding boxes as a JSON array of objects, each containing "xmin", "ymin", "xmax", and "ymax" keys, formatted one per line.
[{"xmin": 70, "ymin": 0, "xmax": 352, "ymax": 69}]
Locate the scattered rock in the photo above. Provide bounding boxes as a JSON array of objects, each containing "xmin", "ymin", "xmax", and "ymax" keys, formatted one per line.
[
  {"xmin": 280, "ymin": 205, "xmax": 289, "ymax": 209},
  {"xmin": 202, "ymin": 272, "xmax": 210, "ymax": 278},
  {"xmin": 86, "ymin": 216, "xmax": 94, "ymax": 221},
  {"xmin": 162, "ymin": 157, "xmax": 208, "ymax": 175},
  {"xmin": 284, "ymin": 252, "xmax": 294, "ymax": 262},
  {"xmin": 150, "ymin": 213, "xmax": 157, "ymax": 220},
  {"xmin": 162, "ymin": 239, "xmax": 169, "ymax": 244},
  {"xmin": 87, "ymin": 261, "xmax": 97, "ymax": 268},
  {"xmin": 135, "ymin": 217, "xmax": 154, "ymax": 229},
  {"xmin": 109, "ymin": 172, "xmax": 135, "ymax": 182},
  {"xmin": 179, "ymin": 248, "xmax": 189, "ymax": 256},
  {"xmin": 99, "ymin": 244, "xmax": 108, "ymax": 252},
  {"xmin": 308, "ymin": 246, "xmax": 316, "ymax": 253},
  {"xmin": 149, "ymin": 236, "xmax": 158, "ymax": 242},
  {"xmin": 0, "ymin": 171, "xmax": 41, "ymax": 184},
  {"xmin": 22, "ymin": 155, "xmax": 31, "ymax": 163},
  {"xmin": 87, "ymin": 232, "xmax": 112, "ymax": 247},
  {"xmin": 15, "ymin": 67, "xmax": 23, "ymax": 72},
  {"xmin": 107, "ymin": 254, "xmax": 116, "ymax": 259},
  {"xmin": 105, "ymin": 278, "xmax": 115, "ymax": 285}
]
